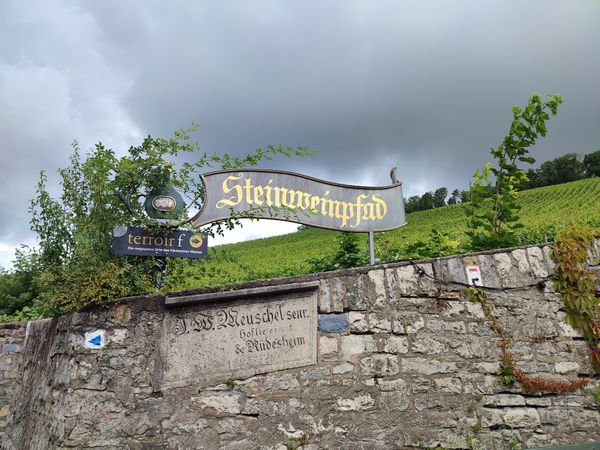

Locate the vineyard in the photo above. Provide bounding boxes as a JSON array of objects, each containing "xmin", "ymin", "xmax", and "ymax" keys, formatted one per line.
[{"xmin": 167, "ymin": 178, "xmax": 600, "ymax": 289}]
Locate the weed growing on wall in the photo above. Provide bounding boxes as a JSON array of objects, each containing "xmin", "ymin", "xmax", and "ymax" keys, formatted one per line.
[
  {"xmin": 463, "ymin": 280, "xmax": 589, "ymax": 394},
  {"xmin": 466, "ymin": 93, "xmax": 563, "ymax": 251},
  {"xmin": 550, "ymin": 224, "xmax": 600, "ymax": 371}
]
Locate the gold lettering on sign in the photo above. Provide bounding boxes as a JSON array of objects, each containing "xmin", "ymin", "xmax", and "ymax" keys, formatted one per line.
[{"xmin": 215, "ymin": 175, "xmax": 389, "ymax": 228}]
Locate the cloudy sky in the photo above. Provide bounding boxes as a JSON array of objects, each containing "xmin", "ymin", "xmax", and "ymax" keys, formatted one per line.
[{"xmin": 1, "ymin": 0, "xmax": 599, "ymax": 268}]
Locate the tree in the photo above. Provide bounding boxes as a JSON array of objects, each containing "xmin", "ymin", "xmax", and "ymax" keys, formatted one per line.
[
  {"xmin": 433, "ymin": 187, "xmax": 448, "ymax": 208},
  {"xmin": 466, "ymin": 94, "xmax": 563, "ymax": 251},
  {"xmin": 447, "ymin": 189, "xmax": 461, "ymax": 205},
  {"xmin": 459, "ymin": 190, "xmax": 471, "ymax": 203},
  {"xmin": 0, "ymin": 248, "xmax": 41, "ymax": 317},
  {"xmin": 583, "ymin": 149, "xmax": 600, "ymax": 177},
  {"xmin": 404, "ymin": 195, "xmax": 421, "ymax": 213},
  {"xmin": 537, "ymin": 153, "xmax": 584, "ymax": 186},
  {"xmin": 24, "ymin": 126, "xmax": 312, "ymax": 316},
  {"xmin": 418, "ymin": 192, "xmax": 434, "ymax": 211}
]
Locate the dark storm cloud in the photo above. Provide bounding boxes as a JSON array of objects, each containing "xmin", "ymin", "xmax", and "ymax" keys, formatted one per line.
[
  {"xmin": 1, "ymin": 0, "xmax": 599, "ymax": 266},
  {"xmin": 96, "ymin": 0, "xmax": 600, "ymax": 188}
]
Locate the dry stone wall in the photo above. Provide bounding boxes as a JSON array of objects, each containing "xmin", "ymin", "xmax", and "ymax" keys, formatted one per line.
[{"xmin": 1, "ymin": 241, "xmax": 600, "ymax": 450}]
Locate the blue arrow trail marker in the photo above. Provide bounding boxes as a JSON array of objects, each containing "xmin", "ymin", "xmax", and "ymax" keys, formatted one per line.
[{"xmin": 83, "ymin": 330, "xmax": 105, "ymax": 349}]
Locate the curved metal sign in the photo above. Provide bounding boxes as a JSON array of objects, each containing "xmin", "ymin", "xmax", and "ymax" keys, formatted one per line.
[{"xmin": 191, "ymin": 169, "xmax": 406, "ymax": 232}]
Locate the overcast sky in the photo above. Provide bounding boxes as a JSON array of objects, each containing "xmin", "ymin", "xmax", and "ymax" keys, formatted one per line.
[{"xmin": 1, "ymin": 0, "xmax": 599, "ymax": 268}]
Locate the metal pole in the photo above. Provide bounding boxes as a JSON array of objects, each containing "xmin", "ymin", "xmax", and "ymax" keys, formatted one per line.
[
  {"xmin": 368, "ymin": 231, "xmax": 376, "ymax": 265},
  {"xmin": 155, "ymin": 256, "xmax": 168, "ymax": 288}
]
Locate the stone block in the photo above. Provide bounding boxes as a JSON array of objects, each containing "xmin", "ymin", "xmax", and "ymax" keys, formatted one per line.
[
  {"xmin": 112, "ymin": 304, "xmax": 132, "ymax": 325},
  {"xmin": 263, "ymin": 374, "xmax": 300, "ymax": 391},
  {"xmin": 359, "ymin": 354, "xmax": 400, "ymax": 376},
  {"xmin": 376, "ymin": 377, "xmax": 407, "ymax": 391},
  {"xmin": 383, "ymin": 336, "xmax": 409, "ymax": 354},
  {"xmin": 318, "ymin": 278, "xmax": 344, "ymax": 313},
  {"xmin": 367, "ymin": 269, "xmax": 388, "ymax": 307},
  {"xmin": 344, "ymin": 274, "xmax": 368, "ymax": 310},
  {"xmin": 318, "ymin": 314, "xmax": 348, "ymax": 333},
  {"xmin": 526, "ymin": 435, "xmax": 558, "ymax": 449},
  {"xmin": 453, "ymin": 336, "xmax": 496, "ymax": 359},
  {"xmin": 542, "ymin": 245, "xmax": 556, "ymax": 273},
  {"xmin": 380, "ymin": 391, "xmax": 410, "ymax": 411},
  {"xmin": 414, "ymin": 395, "xmax": 446, "ymax": 411},
  {"xmin": 440, "ymin": 302, "xmax": 465, "ymax": 317},
  {"xmin": 318, "ymin": 336, "xmax": 337, "ymax": 356},
  {"xmin": 482, "ymin": 394, "xmax": 526, "ymax": 407},
  {"xmin": 412, "ymin": 336, "xmax": 447, "ymax": 354},
  {"xmin": 554, "ymin": 361, "xmax": 580, "ymax": 374},
  {"xmin": 433, "ymin": 257, "xmax": 467, "ymax": 286},
  {"xmin": 539, "ymin": 407, "xmax": 571, "ymax": 426},
  {"xmin": 417, "ymin": 263, "xmax": 438, "ymax": 297},
  {"xmin": 348, "ymin": 311, "xmax": 369, "ymax": 333},
  {"xmin": 2, "ymin": 344, "xmax": 21, "ymax": 353},
  {"xmin": 502, "ymin": 408, "xmax": 540, "ymax": 428},
  {"xmin": 524, "ymin": 397, "xmax": 552, "ymax": 407},
  {"xmin": 368, "ymin": 313, "xmax": 392, "ymax": 332},
  {"xmin": 527, "ymin": 246, "xmax": 549, "ymax": 278},
  {"xmin": 476, "ymin": 254, "xmax": 501, "ymax": 288},
  {"xmin": 340, "ymin": 335, "xmax": 377, "ymax": 356},
  {"xmin": 332, "ymin": 363, "xmax": 354, "ymax": 374},
  {"xmin": 480, "ymin": 408, "xmax": 504, "ymax": 428},
  {"xmin": 386, "ymin": 265, "xmax": 418, "ymax": 299},
  {"xmin": 392, "ymin": 314, "xmax": 424, "ymax": 335},
  {"xmin": 511, "ymin": 249, "xmax": 530, "ymax": 274},
  {"xmin": 192, "ymin": 391, "xmax": 244, "ymax": 415},
  {"xmin": 335, "ymin": 393, "xmax": 374, "ymax": 411},
  {"xmin": 426, "ymin": 319, "xmax": 466, "ymax": 334},
  {"xmin": 402, "ymin": 358, "xmax": 457, "ymax": 375},
  {"xmin": 433, "ymin": 377, "xmax": 462, "ymax": 394}
]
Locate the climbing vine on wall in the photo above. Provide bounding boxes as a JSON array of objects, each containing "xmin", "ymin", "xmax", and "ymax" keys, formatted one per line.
[
  {"xmin": 550, "ymin": 224, "xmax": 600, "ymax": 371},
  {"xmin": 462, "ymin": 286, "xmax": 589, "ymax": 394}
]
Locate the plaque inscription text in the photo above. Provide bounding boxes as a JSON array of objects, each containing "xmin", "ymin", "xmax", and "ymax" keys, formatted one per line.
[{"xmin": 156, "ymin": 293, "xmax": 317, "ymax": 389}]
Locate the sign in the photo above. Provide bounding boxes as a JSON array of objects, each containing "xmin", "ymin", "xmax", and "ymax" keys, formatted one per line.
[
  {"xmin": 190, "ymin": 169, "xmax": 406, "ymax": 232},
  {"xmin": 465, "ymin": 265, "xmax": 483, "ymax": 286},
  {"xmin": 111, "ymin": 226, "xmax": 207, "ymax": 259},
  {"xmin": 155, "ymin": 292, "xmax": 318, "ymax": 390},
  {"xmin": 84, "ymin": 330, "xmax": 105, "ymax": 349}
]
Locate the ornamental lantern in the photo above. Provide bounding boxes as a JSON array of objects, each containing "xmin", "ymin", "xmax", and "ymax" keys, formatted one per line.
[{"xmin": 143, "ymin": 172, "xmax": 185, "ymax": 221}]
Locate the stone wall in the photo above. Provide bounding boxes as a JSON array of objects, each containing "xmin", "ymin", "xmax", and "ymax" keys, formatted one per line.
[
  {"xmin": 0, "ymin": 322, "xmax": 26, "ymax": 443},
  {"xmin": 2, "ymin": 241, "xmax": 600, "ymax": 450}
]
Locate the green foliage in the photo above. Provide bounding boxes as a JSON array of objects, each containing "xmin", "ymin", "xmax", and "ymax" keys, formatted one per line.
[
  {"xmin": 536, "ymin": 153, "xmax": 584, "ymax": 186},
  {"xmin": 226, "ymin": 377, "xmax": 236, "ymax": 389},
  {"xmin": 584, "ymin": 149, "xmax": 600, "ymax": 177},
  {"xmin": 12, "ymin": 126, "xmax": 312, "ymax": 318},
  {"xmin": 497, "ymin": 354, "xmax": 517, "ymax": 387},
  {"xmin": 404, "ymin": 186, "xmax": 448, "ymax": 213},
  {"xmin": 592, "ymin": 389, "xmax": 600, "ymax": 408},
  {"xmin": 0, "ymin": 305, "xmax": 44, "ymax": 323},
  {"xmin": 0, "ymin": 247, "xmax": 41, "ymax": 316},
  {"xmin": 508, "ymin": 438, "xmax": 521, "ymax": 450},
  {"xmin": 466, "ymin": 93, "xmax": 563, "ymax": 251},
  {"xmin": 308, "ymin": 232, "xmax": 369, "ymax": 272},
  {"xmin": 550, "ymin": 224, "xmax": 600, "ymax": 371},
  {"xmin": 400, "ymin": 229, "xmax": 460, "ymax": 259}
]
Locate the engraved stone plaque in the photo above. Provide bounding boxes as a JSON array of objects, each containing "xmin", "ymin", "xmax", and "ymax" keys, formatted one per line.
[{"xmin": 155, "ymin": 290, "xmax": 318, "ymax": 390}]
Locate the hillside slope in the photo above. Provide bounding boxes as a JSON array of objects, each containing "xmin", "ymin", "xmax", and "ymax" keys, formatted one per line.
[{"xmin": 168, "ymin": 177, "xmax": 600, "ymax": 289}]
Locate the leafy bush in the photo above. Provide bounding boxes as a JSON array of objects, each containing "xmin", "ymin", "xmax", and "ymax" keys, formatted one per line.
[{"xmin": 308, "ymin": 232, "xmax": 369, "ymax": 272}]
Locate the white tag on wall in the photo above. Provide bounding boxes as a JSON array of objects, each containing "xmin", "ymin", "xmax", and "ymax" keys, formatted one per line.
[{"xmin": 465, "ymin": 265, "xmax": 483, "ymax": 286}]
